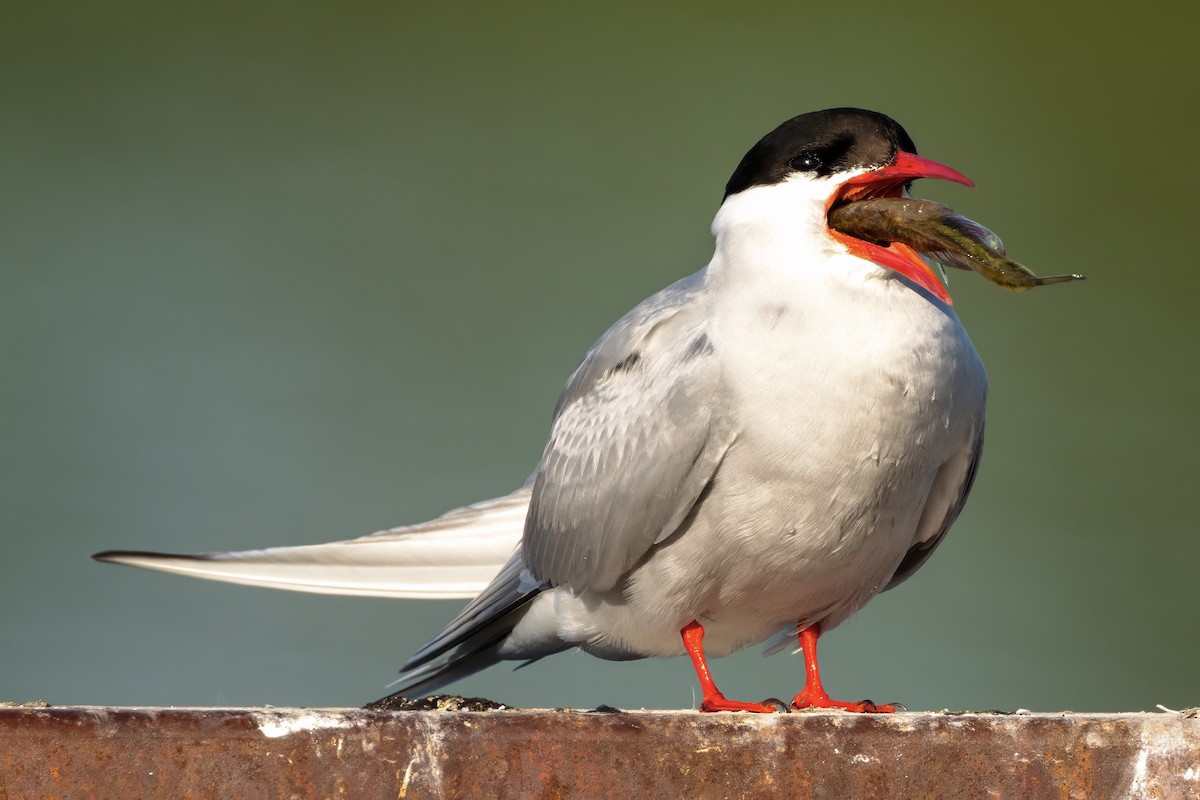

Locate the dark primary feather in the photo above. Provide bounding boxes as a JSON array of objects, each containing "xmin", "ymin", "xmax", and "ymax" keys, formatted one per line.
[
  {"xmin": 391, "ymin": 550, "xmax": 547, "ymax": 695},
  {"xmin": 403, "ymin": 552, "xmax": 537, "ymax": 668}
]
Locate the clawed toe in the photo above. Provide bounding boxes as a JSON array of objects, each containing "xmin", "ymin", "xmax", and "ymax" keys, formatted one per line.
[
  {"xmin": 791, "ymin": 691, "xmax": 897, "ymax": 714},
  {"xmin": 758, "ymin": 697, "xmax": 792, "ymax": 713},
  {"xmin": 699, "ymin": 693, "xmax": 782, "ymax": 713}
]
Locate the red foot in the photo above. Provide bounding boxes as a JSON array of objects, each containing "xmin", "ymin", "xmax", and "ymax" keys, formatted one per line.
[
  {"xmin": 700, "ymin": 693, "xmax": 779, "ymax": 714},
  {"xmin": 682, "ymin": 621, "xmax": 784, "ymax": 714},
  {"xmin": 790, "ymin": 685, "xmax": 895, "ymax": 714},
  {"xmin": 788, "ymin": 622, "xmax": 898, "ymax": 714}
]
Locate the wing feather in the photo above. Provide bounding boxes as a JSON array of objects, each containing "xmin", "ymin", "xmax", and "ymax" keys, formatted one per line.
[
  {"xmin": 523, "ymin": 271, "xmax": 733, "ymax": 592},
  {"xmin": 884, "ymin": 423, "xmax": 985, "ymax": 591}
]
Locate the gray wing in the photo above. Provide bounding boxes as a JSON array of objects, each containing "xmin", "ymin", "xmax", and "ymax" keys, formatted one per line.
[
  {"xmin": 523, "ymin": 270, "xmax": 734, "ymax": 592},
  {"xmin": 884, "ymin": 423, "xmax": 985, "ymax": 591},
  {"xmin": 391, "ymin": 549, "xmax": 543, "ymax": 696}
]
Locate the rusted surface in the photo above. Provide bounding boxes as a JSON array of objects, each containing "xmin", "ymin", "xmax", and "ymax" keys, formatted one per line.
[{"xmin": 2, "ymin": 707, "xmax": 1198, "ymax": 799}]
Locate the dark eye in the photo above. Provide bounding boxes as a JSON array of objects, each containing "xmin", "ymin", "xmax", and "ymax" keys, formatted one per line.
[{"xmin": 789, "ymin": 152, "xmax": 822, "ymax": 173}]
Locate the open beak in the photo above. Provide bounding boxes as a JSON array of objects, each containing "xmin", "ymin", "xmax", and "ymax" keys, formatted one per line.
[{"xmin": 827, "ymin": 152, "xmax": 974, "ymax": 304}]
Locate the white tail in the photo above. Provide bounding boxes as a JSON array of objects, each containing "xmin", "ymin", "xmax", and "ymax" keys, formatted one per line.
[{"xmin": 93, "ymin": 487, "xmax": 530, "ymax": 599}]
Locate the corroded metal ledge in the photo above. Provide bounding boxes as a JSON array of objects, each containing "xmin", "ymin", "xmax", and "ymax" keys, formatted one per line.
[{"xmin": 2, "ymin": 706, "xmax": 1198, "ymax": 798}]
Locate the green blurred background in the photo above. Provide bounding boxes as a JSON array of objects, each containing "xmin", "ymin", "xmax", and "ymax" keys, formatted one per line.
[{"xmin": 3, "ymin": 1, "xmax": 1196, "ymax": 712}]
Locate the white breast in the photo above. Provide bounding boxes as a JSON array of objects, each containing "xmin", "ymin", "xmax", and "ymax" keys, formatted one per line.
[{"xmin": 561, "ymin": 248, "xmax": 986, "ymax": 660}]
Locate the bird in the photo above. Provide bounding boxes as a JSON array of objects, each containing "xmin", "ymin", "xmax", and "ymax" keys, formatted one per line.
[{"xmin": 96, "ymin": 108, "xmax": 989, "ymax": 713}]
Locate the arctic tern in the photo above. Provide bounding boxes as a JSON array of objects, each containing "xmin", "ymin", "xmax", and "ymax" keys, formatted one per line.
[{"xmin": 98, "ymin": 108, "xmax": 1033, "ymax": 712}]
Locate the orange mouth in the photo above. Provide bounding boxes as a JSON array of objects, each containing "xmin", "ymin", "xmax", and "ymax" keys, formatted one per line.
[{"xmin": 827, "ymin": 152, "xmax": 974, "ymax": 305}]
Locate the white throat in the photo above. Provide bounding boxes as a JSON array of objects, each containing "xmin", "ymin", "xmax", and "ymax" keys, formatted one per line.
[{"xmin": 709, "ymin": 173, "xmax": 861, "ymax": 284}]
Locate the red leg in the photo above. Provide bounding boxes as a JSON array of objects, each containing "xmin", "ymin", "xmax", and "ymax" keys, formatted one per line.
[
  {"xmin": 682, "ymin": 621, "xmax": 778, "ymax": 713},
  {"xmin": 790, "ymin": 623, "xmax": 895, "ymax": 713}
]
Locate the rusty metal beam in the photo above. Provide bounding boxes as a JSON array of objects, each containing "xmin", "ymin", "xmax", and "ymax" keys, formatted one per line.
[{"xmin": 2, "ymin": 706, "xmax": 1197, "ymax": 798}]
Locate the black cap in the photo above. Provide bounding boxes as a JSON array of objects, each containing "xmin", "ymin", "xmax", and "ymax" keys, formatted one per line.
[{"xmin": 723, "ymin": 108, "xmax": 917, "ymax": 200}]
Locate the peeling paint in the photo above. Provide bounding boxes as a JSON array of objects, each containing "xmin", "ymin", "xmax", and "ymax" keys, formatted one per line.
[
  {"xmin": 1129, "ymin": 745, "xmax": 1149, "ymax": 795},
  {"xmin": 398, "ymin": 756, "xmax": 416, "ymax": 798},
  {"xmin": 255, "ymin": 711, "xmax": 352, "ymax": 739},
  {"xmin": 396, "ymin": 712, "xmax": 448, "ymax": 797}
]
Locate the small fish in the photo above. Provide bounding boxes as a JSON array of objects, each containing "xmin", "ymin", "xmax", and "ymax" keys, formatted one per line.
[{"xmin": 828, "ymin": 197, "xmax": 1085, "ymax": 291}]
